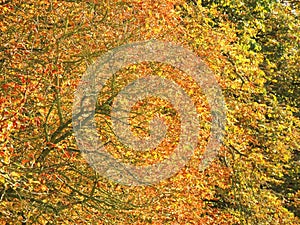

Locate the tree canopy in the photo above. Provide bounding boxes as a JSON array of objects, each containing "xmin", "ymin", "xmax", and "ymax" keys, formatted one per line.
[{"xmin": 0, "ymin": 0, "xmax": 299, "ymax": 224}]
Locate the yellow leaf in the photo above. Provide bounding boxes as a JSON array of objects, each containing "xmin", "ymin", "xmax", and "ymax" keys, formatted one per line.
[
  {"xmin": 0, "ymin": 176, "xmax": 5, "ymax": 184},
  {"xmin": 11, "ymin": 171, "xmax": 20, "ymax": 179}
]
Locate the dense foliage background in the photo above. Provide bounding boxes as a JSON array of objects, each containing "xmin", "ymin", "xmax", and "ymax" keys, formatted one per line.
[{"xmin": 0, "ymin": 0, "xmax": 299, "ymax": 224}]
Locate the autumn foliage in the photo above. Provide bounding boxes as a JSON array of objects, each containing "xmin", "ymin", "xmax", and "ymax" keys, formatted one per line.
[{"xmin": 0, "ymin": 0, "xmax": 299, "ymax": 224}]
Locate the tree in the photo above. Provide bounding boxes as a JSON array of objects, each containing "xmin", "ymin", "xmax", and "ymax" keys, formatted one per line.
[
  {"xmin": 0, "ymin": 0, "xmax": 299, "ymax": 224},
  {"xmin": 188, "ymin": 0, "xmax": 300, "ymax": 222}
]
